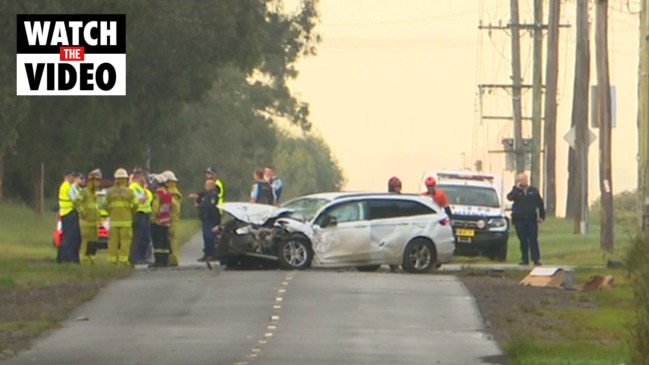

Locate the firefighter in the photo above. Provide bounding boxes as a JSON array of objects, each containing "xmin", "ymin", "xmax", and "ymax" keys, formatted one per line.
[
  {"xmin": 150, "ymin": 174, "xmax": 175, "ymax": 267},
  {"xmin": 161, "ymin": 170, "xmax": 182, "ymax": 266},
  {"xmin": 129, "ymin": 170, "xmax": 152, "ymax": 265},
  {"xmin": 105, "ymin": 168, "xmax": 138, "ymax": 266},
  {"xmin": 75, "ymin": 169, "xmax": 102, "ymax": 264},
  {"xmin": 57, "ymin": 170, "xmax": 82, "ymax": 263}
]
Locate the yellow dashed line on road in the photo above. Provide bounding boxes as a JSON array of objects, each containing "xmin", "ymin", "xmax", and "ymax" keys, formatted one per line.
[{"xmin": 232, "ymin": 271, "xmax": 296, "ymax": 365}]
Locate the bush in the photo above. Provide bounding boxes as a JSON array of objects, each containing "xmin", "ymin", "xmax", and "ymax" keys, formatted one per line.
[
  {"xmin": 590, "ymin": 190, "xmax": 640, "ymax": 236},
  {"xmin": 626, "ymin": 234, "xmax": 649, "ymax": 364}
]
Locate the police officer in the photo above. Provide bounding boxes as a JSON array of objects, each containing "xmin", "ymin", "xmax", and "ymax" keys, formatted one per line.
[
  {"xmin": 264, "ymin": 165, "xmax": 283, "ymax": 204},
  {"xmin": 57, "ymin": 170, "xmax": 82, "ymax": 263},
  {"xmin": 506, "ymin": 173, "xmax": 545, "ymax": 266},
  {"xmin": 129, "ymin": 170, "xmax": 152, "ymax": 265},
  {"xmin": 250, "ymin": 168, "xmax": 275, "ymax": 205},
  {"xmin": 204, "ymin": 167, "xmax": 225, "ymax": 207},
  {"xmin": 195, "ymin": 178, "xmax": 221, "ymax": 262}
]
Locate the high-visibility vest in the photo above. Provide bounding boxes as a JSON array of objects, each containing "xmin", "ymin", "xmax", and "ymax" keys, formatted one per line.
[
  {"xmin": 129, "ymin": 182, "xmax": 152, "ymax": 213},
  {"xmin": 154, "ymin": 189, "xmax": 173, "ymax": 226},
  {"xmin": 215, "ymin": 179, "xmax": 224, "ymax": 206},
  {"xmin": 58, "ymin": 181, "xmax": 74, "ymax": 216}
]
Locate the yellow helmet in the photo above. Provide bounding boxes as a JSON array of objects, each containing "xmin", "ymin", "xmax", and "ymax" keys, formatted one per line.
[
  {"xmin": 114, "ymin": 168, "xmax": 128, "ymax": 179},
  {"xmin": 161, "ymin": 170, "xmax": 178, "ymax": 182}
]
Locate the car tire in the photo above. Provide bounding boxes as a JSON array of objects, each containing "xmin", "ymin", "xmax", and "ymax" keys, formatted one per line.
[
  {"xmin": 489, "ymin": 240, "xmax": 508, "ymax": 262},
  {"xmin": 277, "ymin": 237, "xmax": 312, "ymax": 270},
  {"xmin": 401, "ymin": 238, "xmax": 437, "ymax": 274},
  {"xmin": 356, "ymin": 265, "xmax": 381, "ymax": 272}
]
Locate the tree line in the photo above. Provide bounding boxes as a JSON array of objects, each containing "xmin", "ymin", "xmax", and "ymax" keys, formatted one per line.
[{"xmin": 0, "ymin": 0, "xmax": 345, "ymax": 210}]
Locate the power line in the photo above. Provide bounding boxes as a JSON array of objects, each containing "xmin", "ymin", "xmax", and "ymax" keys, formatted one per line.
[{"xmin": 320, "ymin": 6, "xmax": 506, "ymax": 27}]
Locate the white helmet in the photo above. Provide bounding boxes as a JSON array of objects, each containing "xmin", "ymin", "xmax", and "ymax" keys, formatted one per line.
[
  {"xmin": 153, "ymin": 174, "xmax": 168, "ymax": 185},
  {"xmin": 114, "ymin": 168, "xmax": 128, "ymax": 179},
  {"xmin": 161, "ymin": 170, "xmax": 178, "ymax": 182}
]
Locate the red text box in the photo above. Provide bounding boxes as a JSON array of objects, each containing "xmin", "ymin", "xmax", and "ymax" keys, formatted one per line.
[{"xmin": 59, "ymin": 47, "xmax": 85, "ymax": 61}]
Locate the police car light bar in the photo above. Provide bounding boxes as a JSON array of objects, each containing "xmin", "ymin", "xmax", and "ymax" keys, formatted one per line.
[{"xmin": 437, "ymin": 172, "xmax": 495, "ymax": 182}]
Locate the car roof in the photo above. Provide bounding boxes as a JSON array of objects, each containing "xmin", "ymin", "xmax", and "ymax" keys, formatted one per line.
[{"xmin": 287, "ymin": 191, "xmax": 440, "ymax": 206}]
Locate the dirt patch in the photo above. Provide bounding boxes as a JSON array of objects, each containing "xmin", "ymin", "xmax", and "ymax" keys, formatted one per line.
[
  {"xmin": 457, "ymin": 271, "xmax": 596, "ymax": 346},
  {"xmin": 0, "ymin": 282, "xmax": 106, "ymax": 358}
]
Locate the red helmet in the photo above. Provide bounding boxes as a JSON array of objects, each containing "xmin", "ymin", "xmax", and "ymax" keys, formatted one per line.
[{"xmin": 424, "ymin": 176, "xmax": 437, "ymax": 187}]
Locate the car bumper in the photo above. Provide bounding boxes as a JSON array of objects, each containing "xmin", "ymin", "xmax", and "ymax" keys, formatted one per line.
[{"xmin": 454, "ymin": 231, "xmax": 509, "ymax": 254}]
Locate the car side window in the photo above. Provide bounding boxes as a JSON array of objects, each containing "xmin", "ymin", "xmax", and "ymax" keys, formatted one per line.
[
  {"xmin": 315, "ymin": 201, "xmax": 367, "ymax": 225},
  {"xmin": 368, "ymin": 199, "xmax": 401, "ymax": 220},
  {"xmin": 396, "ymin": 200, "xmax": 436, "ymax": 216}
]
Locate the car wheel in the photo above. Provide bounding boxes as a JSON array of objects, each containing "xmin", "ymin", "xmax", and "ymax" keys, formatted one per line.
[
  {"xmin": 356, "ymin": 265, "xmax": 381, "ymax": 272},
  {"xmin": 402, "ymin": 238, "xmax": 436, "ymax": 274},
  {"xmin": 278, "ymin": 237, "xmax": 312, "ymax": 270},
  {"xmin": 489, "ymin": 240, "xmax": 508, "ymax": 262}
]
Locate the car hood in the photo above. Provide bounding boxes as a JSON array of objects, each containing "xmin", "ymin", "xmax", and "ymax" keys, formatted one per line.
[
  {"xmin": 218, "ymin": 202, "xmax": 294, "ymax": 225},
  {"xmin": 449, "ymin": 204, "xmax": 503, "ymax": 217}
]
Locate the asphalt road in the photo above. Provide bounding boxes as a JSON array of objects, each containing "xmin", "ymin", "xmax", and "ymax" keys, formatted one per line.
[{"xmin": 3, "ymin": 234, "xmax": 504, "ymax": 365}]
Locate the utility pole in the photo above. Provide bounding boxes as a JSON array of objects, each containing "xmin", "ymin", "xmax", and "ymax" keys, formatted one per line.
[
  {"xmin": 509, "ymin": 0, "xmax": 525, "ymax": 175},
  {"xmin": 569, "ymin": 0, "xmax": 591, "ymax": 234},
  {"xmin": 543, "ymin": 0, "xmax": 561, "ymax": 217},
  {"xmin": 639, "ymin": 0, "xmax": 649, "ymax": 242},
  {"xmin": 595, "ymin": 0, "xmax": 614, "ymax": 251},
  {"xmin": 530, "ymin": 0, "xmax": 543, "ymax": 190}
]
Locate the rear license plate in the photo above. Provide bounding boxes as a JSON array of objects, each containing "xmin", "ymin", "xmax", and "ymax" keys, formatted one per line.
[{"xmin": 456, "ymin": 228, "xmax": 475, "ymax": 237}]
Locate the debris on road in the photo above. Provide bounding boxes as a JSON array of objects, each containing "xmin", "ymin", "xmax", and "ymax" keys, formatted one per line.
[
  {"xmin": 519, "ymin": 267, "xmax": 575, "ymax": 289},
  {"xmin": 582, "ymin": 274, "xmax": 614, "ymax": 292}
]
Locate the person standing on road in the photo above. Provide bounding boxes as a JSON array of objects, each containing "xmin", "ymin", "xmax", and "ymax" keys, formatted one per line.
[
  {"xmin": 75, "ymin": 169, "xmax": 102, "ymax": 264},
  {"xmin": 250, "ymin": 168, "xmax": 275, "ymax": 205},
  {"xmin": 57, "ymin": 170, "xmax": 82, "ymax": 263},
  {"xmin": 388, "ymin": 176, "xmax": 402, "ymax": 194},
  {"xmin": 150, "ymin": 175, "xmax": 175, "ymax": 267},
  {"xmin": 129, "ymin": 171, "xmax": 153, "ymax": 265},
  {"xmin": 193, "ymin": 178, "xmax": 221, "ymax": 262},
  {"xmin": 387, "ymin": 176, "xmax": 403, "ymax": 272},
  {"xmin": 162, "ymin": 170, "xmax": 182, "ymax": 267},
  {"xmin": 105, "ymin": 168, "xmax": 138, "ymax": 266},
  {"xmin": 506, "ymin": 173, "xmax": 545, "ymax": 266},
  {"xmin": 264, "ymin": 165, "xmax": 283, "ymax": 205},
  {"xmin": 421, "ymin": 176, "xmax": 451, "ymax": 216},
  {"xmin": 204, "ymin": 167, "xmax": 225, "ymax": 207}
]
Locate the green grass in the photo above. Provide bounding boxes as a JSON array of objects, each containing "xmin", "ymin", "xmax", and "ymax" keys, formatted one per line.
[
  {"xmin": 0, "ymin": 200, "xmax": 200, "ymax": 352},
  {"xmin": 496, "ymin": 267, "xmax": 634, "ymax": 364},
  {"xmin": 453, "ymin": 216, "xmax": 632, "ymax": 267}
]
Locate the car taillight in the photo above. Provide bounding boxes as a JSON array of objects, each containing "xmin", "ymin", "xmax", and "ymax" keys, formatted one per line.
[{"xmin": 439, "ymin": 217, "xmax": 449, "ymax": 226}]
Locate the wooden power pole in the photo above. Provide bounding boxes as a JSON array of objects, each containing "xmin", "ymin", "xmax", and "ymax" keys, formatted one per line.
[
  {"xmin": 509, "ymin": 0, "xmax": 525, "ymax": 175},
  {"xmin": 543, "ymin": 0, "xmax": 561, "ymax": 218},
  {"xmin": 595, "ymin": 0, "xmax": 614, "ymax": 251},
  {"xmin": 531, "ymin": 0, "xmax": 543, "ymax": 191},
  {"xmin": 568, "ymin": 0, "xmax": 591, "ymax": 234},
  {"xmin": 639, "ymin": 0, "xmax": 649, "ymax": 242}
]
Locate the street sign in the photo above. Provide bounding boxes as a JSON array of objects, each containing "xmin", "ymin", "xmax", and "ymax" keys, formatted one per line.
[{"xmin": 563, "ymin": 126, "xmax": 597, "ymax": 150}]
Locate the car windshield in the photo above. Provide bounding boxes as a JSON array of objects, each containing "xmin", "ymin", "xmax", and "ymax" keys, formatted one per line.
[
  {"xmin": 437, "ymin": 185, "xmax": 500, "ymax": 208},
  {"xmin": 281, "ymin": 197, "xmax": 331, "ymax": 222}
]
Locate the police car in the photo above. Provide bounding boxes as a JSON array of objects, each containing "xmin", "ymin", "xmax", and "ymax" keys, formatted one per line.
[{"xmin": 420, "ymin": 170, "xmax": 510, "ymax": 261}]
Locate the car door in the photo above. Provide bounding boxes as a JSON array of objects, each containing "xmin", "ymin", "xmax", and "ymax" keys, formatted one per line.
[
  {"xmin": 311, "ymin": 200, "xmax": 371, "ymax": 265},
  {"xmin": 367, "ymin": 199, "xmax": 415, "ymax": 263}
]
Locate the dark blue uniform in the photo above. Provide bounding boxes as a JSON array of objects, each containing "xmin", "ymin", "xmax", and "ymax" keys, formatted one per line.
[
  {"xmin": 196, "ymin": 187, "xmax": 221, "ymax": 260},
  {"xmin": 506, "ymin": 185, "xmax": 545, "ymax": 265}
]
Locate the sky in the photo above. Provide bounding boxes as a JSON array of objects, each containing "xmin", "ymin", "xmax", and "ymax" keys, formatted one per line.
[{"xmin": 287, "ymin": 0, "xmax": 642, "ymax": 217}]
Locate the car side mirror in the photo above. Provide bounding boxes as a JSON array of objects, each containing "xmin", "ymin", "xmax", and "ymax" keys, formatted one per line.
[{"xmin": 320, "ymin": 215, "xmax": 338, "ymax": 228}]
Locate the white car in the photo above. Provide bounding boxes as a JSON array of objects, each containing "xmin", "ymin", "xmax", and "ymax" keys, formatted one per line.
[{"xmin": 215, "ymin": 192, "xmax": 455, "ymax": 273}]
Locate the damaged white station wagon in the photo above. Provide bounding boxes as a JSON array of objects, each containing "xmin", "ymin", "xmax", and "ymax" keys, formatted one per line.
[{"xmin": 214, "ymin": 192, "xmax": 455, "ymax": 274}]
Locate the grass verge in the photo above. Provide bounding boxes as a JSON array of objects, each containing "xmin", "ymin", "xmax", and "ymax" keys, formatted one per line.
[
  {"xmin": 453, "ymin": 216, "xmax": 632, "ymax": 267},
  {"xmin": 0, "ymin": 201, "xmax": 199, "ymax": 355}
]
